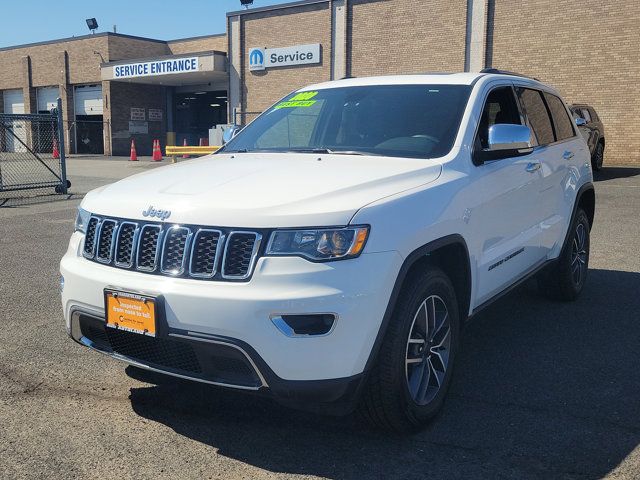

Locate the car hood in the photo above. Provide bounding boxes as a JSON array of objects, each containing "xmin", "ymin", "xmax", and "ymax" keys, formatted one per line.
[{"xmin": 82, "ymin": 153, "xmax": 442, "ymax": 227}]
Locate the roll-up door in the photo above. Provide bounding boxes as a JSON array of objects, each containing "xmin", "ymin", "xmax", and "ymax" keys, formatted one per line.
[
  {"xmin": 36, "ymin": 87, "xmax": 60, "ymax": 113},
  {"xmin": 3, "ymin": 89, "xmax": 26, "ymax": 152},
  {"xmin": 74, "ymin": 85, "xmax": 103, "ymax": 115}
]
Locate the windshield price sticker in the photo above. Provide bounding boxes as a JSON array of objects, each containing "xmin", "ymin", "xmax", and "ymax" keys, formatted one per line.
[{"xmin": 274, "ymin": 91, "xmax": 318, "ymax": 109}]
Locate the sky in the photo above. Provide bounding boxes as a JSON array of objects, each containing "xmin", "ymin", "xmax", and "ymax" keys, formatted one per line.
[{"xmin": 0, "ymin": 0, "xmax": 294, "ymax": 48}]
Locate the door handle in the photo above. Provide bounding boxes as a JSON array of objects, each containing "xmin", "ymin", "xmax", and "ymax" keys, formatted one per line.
[
  {"xmin": 563, "ymin": 150, "xmax": 575, "ymax": 160},
  {"xmin": 525, "ymin": 162, "xmax": 541, "ymax": 173}
]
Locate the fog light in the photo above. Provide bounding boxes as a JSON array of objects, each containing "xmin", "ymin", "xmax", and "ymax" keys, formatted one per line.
[
  {"xmin": 59, "ymin": 276, "xmax": 65, "ymax": 293},
  {"xmin": 271, "ymin": 314, "xmax": 337, "ymax": 337}
]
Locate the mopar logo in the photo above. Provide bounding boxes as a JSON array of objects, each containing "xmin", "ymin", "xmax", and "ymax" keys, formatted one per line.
[
  {"xmin": 142, "ymin": 205, "xmax": 171, "ymax": 221},
  {"xmin": 249, "ymin": 48, "xmax": 265, "ymax": 71}
]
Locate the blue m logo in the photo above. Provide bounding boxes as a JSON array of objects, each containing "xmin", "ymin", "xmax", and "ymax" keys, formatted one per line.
[{"xmin": 249, "ymin": 49, "xmax": 264, "ymax": 66}]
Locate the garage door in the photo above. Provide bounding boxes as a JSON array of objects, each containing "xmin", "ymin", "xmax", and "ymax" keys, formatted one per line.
[
  {"xmin": 3, "ymin": 89, "xmax": 27, "ymax": 152},
  {"xmin": 37, "ymin": 87, "xmax": 59, "ymax": 113},
  {"xmin": 74, "ymin": 85, "xmax": 103, "ymax": 115}
]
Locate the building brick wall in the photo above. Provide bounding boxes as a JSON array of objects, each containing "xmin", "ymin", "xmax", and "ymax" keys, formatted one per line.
[
  {"xmin": 108, "ymin": 82, "xmax": 167, "ymax": 156},
  {"xmin": 240, "ymin": 3, "xmax": 332, "ymax": 119},
  {"xmin": 106, "ymin": 35, "xmax": 170, "ymax": 62},
  {"xmin": 0, "ymin": 36, "xmax": 109, "ymax": 90},
  {"xmin": 348, "ymin": 0, "xmax": 468, "ymax": 77},
  {"xmin": 489, "ymin": 0, "xmax": 640, "ymax": 166},
  {"xmin": 168, "ymin": 35, "xmax": 227, "ymax": 54}
]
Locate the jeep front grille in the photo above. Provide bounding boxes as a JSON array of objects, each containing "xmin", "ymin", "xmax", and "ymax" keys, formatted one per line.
[
  {"xmin": 189, "ymin": 229, "xmax": 223, "ymax": 278},
  {"xmin": 82, "ymin": 216, "xmax": 262, "ymax": 281},
  {"xmin": 96, "ymin": 219, "xmax": 117, "ymax": 263},
  {"xmin": 82, "ymin": 217, "xmax": 100, "ymax": 257}
]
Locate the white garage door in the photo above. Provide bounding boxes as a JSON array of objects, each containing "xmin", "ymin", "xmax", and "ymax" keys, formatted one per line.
[
  {"xmin": 37, "ymin": 86, "xmax": 60, "ymax": 113},
  {"xmin": 74, "ymin": 85, "xmax": 103, "ymax": 115},
  {"xmin": 3, "ymin": 89, "xmax": 26, "ymax": 152}
]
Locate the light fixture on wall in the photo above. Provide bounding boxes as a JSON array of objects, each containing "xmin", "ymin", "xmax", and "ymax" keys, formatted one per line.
[{"xmin": 86, "ymin": 18, "xmax": 99, "ymax": 34}]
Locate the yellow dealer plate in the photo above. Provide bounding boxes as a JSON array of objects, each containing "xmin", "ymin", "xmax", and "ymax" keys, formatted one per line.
[{"xmin": 104, "ymin": 290, "xmax": 157, "ymax": 336}]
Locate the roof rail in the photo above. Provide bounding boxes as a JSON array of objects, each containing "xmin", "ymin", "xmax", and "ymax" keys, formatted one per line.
[{"xmin": 480, "ymin": 68, "xmax": 540, "ymax": 81}]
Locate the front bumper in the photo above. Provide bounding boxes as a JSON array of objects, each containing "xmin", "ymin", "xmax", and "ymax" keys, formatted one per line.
[
  {"xmin": 61, "ymin": 232, "xmax": 402, "ymax": 409},
  {"xmin": 70, "ymin": 310, "xmax": 364, "ymax": 413}
]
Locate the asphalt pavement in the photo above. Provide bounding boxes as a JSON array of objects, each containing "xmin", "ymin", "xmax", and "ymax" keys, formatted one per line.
[{"xmin": 1, "ymin": 158, "xmax": 639, "ymax": 479}]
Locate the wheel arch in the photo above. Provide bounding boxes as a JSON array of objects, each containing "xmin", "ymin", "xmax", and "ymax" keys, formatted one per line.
[
  {"xmin": 577, "ymin": 183, "xmax": 595, "ymax": 231},
  {"xmin": 558, "ymin": 182, "xmax": 595, "ymax": 260},
  {"xmin": 362, "ymin": 234, "xmax": 472, "ymax": 374}
]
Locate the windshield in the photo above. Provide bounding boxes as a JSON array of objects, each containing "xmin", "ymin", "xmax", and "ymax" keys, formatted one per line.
[{"xmin": 223, "ymin": 84, "xmax": 471, "ymax": 159}]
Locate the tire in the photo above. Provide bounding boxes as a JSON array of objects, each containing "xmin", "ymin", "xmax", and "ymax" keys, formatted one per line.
[
  {"xmin": 591, "ymin": 142, "xmax": 604, "ymax": 171},
  {"xmin": 359, "ymin": 266, "xmax": 460, "ymax": 433},
  {"xmin": 538, "ymin": 208, "xmax": 590, "ymax": 301}
]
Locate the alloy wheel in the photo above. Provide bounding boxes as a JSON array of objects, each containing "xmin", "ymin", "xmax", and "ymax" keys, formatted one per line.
[
  {"xmin": 571, "ymin": 222, "xmax": 588, "ymax": 286},
  {"xmin": 596, "ymin": 145, "xmax": 604, "ymax": 169},
  {"xmin": 405, "ymin": 295, "xmax": 451, "ymax": 406}
]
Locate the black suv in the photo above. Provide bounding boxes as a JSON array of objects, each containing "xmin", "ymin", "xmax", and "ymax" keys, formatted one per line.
[{"xmin": 570, "ymin": 104, "xmax": 605, "ymax": 171}]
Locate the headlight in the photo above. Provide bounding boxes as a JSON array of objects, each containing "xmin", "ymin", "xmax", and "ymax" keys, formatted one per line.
[
  {"xmin": 266, "ymin": 226, "xmax": 369, "ymax": 261},
  {"xmin": 74, "ymin": 207, "xmax": 91, "ymax": 233}
]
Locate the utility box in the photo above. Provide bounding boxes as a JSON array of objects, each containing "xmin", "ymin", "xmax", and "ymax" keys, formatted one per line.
[{"xmin": 209, "ymin": 124, "xmax": 232, "ymax": 146}]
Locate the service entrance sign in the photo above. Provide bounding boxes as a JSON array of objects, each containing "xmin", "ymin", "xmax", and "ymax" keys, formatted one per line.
[
  {"xmin": 113, "ymin": 57, "xmax": 199, "ymax": 79},
  {"xmin": 249, "ymin": 44, "xmax": 321, "ymax": 71}
]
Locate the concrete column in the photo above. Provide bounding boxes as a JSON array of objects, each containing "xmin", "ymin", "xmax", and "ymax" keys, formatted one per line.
[
  {"xmin": 331, "ymin": 0, "xmax": 347, "ymax": 80},
  {"xmin": 58, "ymin": 51, "xmax": 74, "ymax": 154},
  {"xmin": 228, "ymin": 14, "xmax": 242, "ymax": 125},
  {"xmin": 101, "ymin": 80, "xmax": 112, "ymax": 155},
  {"xmin": 22, "ymin": 56, "xmax": 35, "ymax": 114},
  {"xmin": 166, "ymin": 87, "xmax": 175, "ymax": 147},
  {"xmin": 21, "ymin": 56, "xmax": 35, "ymax": 150},
  {"xmin": 465, "ymin": 0, "xmax": 488, "ymax": 72}
]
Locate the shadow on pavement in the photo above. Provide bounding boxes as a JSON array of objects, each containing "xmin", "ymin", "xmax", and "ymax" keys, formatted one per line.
[
  {"xmin": 129, "ymin": 268, "xmax": 640, "ymax": 479},
  {"xmin": 0, "ymin": 191, "xmax": 79, "ymax": 208},
  {"xmin": 594, "ymin": 167, "xmax": 640, "ymax": 181}
]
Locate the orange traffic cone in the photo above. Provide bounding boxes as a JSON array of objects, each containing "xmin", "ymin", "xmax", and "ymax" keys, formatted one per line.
[
  {"xmin": 152, "ymin": 139, "xmax": 163, "ymax": 162},
  {"xmin": 182, "ymin": 138, "xmax": 189, "ymax": 158},
  {"xmin": 52, "ymin": 138, "xmax": 60, "ymax": 159},
  {"xmin": 130, "ymin": 139, "xmax": 138, "ymax": 161}
]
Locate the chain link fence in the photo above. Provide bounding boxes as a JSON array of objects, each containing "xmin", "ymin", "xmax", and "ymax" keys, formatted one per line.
[{"xmin": 0, "ymin": 100, "xmax": 68, "ymax": 202}]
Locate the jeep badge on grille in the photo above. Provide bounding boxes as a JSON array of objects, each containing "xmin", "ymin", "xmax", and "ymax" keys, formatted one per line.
[{"xmin": 142, "ymin": 206, "xmax": 171, "ymax": 221}]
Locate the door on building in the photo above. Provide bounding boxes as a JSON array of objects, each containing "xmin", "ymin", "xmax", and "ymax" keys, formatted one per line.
[
  {"xmin": 35, "ymin": 86, "xmax": 59, "ymax": 153},
  {"xmin": 174, "ymin": 90, "xmax": 227, "ymax": 146},
  {"xmin": 3, "ymin": 89, "xmax": 27, "ymax": 153},
  {"xmin": 74, "ymin": 84, "xmax": 103, "ymax": 154}
]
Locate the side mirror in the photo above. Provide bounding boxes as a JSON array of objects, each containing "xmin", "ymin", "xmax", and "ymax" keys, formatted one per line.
[
  {"xmin": 222, "ymin": 124, "xmax": 241, "ymax": 144},
  {"xmin": 575, "ymin": 117, "xmax": 587, "ymax": 127},
  {"xmin": 487, "ymin": 124, "xmax": 533, "ymax": 151},
  {"xmin": 475, "ymin": 124, "xmax": 533, "ymax": 164}
]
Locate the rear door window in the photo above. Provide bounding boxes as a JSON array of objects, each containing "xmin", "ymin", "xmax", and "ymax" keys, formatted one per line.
[
  {"xmin": 517, "ymin": 88, "xmax": 554, "ymax": 145},
  {"xmin": 544, "ymin": 93, "xmax": 575, "ymax": 141}
]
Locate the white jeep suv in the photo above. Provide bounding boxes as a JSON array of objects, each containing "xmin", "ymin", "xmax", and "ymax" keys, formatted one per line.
[{"xmin": 60, "ymin": 70, "xmax": 595, "ymax": 432}]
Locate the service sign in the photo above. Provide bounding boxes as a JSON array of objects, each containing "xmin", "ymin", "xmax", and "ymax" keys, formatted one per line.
[
  {"xmin": 114, "ymin": 57, "xmax": 199, "ymax": 79},
  {"xmin": 249, "ymin": 44, "xmax": 321, "ymax": 71},
  {"xmin": 148, "ymin": 109, "xmax": 163, "ymax": 121},
  {"xmin": 130, "ymin": 107, "xmax": 145, "ymax": 121},
  {"xmin": 129, "ymin": 120, "xmax": 148, "ymax": 134}
]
